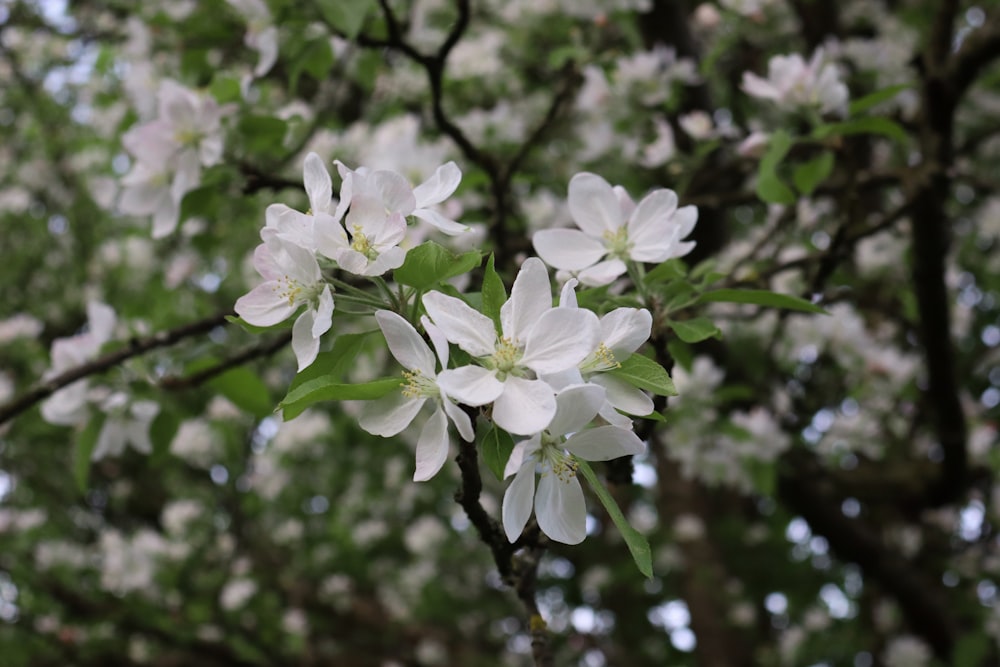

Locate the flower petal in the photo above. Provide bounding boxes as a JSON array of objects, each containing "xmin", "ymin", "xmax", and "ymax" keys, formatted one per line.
[
  {"xmin": 412, "ymin": 207, "xmax": 469, "ymax": 235},
  {"xmin": 563, "ymin": 425, "xmax": 646, "ymax": 460},
  {"xmin": 576, "ymin": 259, "xmax": 627, "ymax": 287},
  {"xmin": 413, "ymin": 406, "xmax": 449, "ymax": 481},
  {"xmin": 442, "ymin": 397, "xmax": 474, "ymax": 442},
  {"xmin": 312, "ymin": 285, "xmax": 335, "ymax": 339},
  {"xmin": 492, "ymin": 376, "xmax": 556, "ymax": 435},
  {"xmin": 422, "ymin": 292, "xmax": 496, "ymax": 357},
  {"xmin": 235, "ymin": 282, "xmax": 296, "ymax": 327},
  {"xmin": 359, "ymin": 393, "xmax": 423, "ymax": 437},
  {"xmin": 436, "ymin": 366, "xmax": 504, "ymax": 407},
  {"xmin": 303, "ymin": 152, "xmax": 333, "ymax": 214},
  {"xmin": 521, "ymin": 309, "xmax": 599, "ymax": 374},
  {"xmin": 502, "ymin": 462, "xmax": 536, "ymax": 542},
  {"xmin": 501, "ymin": 257, "xmax": 552, "ymax": 342},
  {"xmin": 547, "ymin": 384, "xmax": 606, "ymax": 437},
  {"xmin": 532, "ymin": 228, "xmax": 608, "ymax": 271},
  {"xmin": 600, "ymin": 308, "xmax": 652, "ymax": 356},
  {"xmin": 567, "ymin": 172, "xmax": 622, "ymax": 238},
  {"xmin": 535, "ymin": 473, "xmax": 587, "ymax": 544},
  {"xmin": 591, "ymin": 373, "xmax": 654, "ymax": 416},
  {"xmin": 292, "ymin": 310, "xmax": 321, "ymax": 371},
  {"xmin": 376, "ymin": 310, "xmax": 435, "ymax": 375},
  {"xmin": 413, "ymin": 161, "xmax": 461, "ymax": 207}
]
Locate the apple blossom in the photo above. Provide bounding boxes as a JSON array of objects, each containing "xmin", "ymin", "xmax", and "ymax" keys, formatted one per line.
[
  {"xmin": 234, "ymin": 234, "xmax": 334, "ymax": 371},
  {"xmin": 502, "ymin": 384, "xmax": 646, "ymax": 544},
  {"xmin": 90, "ymin": 392, "xmax": 160, "ymax": 461},
  {"xmin": 532, "ymin": 172, "xmax": 698, "ymax": 286},
  {"xmin": 741, "ymin": 48, "xmax": 849, "ymax": 117},
  {"xmin": 359, "ymin": 311, "xmax": 474, "ymax": 481},
  {"xmin": 422, "ymin": 258, "xmax": 600, "ymax": 435}
]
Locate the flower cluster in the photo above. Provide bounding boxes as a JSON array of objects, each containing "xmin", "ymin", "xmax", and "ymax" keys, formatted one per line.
[
  {"xmin": 235, "ymin": 153, "xmax": 465, "ymax": 370},
  {"xmin": 741, "ymin": 48, "xmax": 849, "ymax": 117},
  {"xmin": 118, "ymin": 80, "xmax": 233, "ymax": 237}
]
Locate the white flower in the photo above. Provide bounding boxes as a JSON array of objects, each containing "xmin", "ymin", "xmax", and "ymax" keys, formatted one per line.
[
  {"xmin": 359, "ymin": 311, "xmax": 474, "ymax": 481},
  {"xmin": 547, "ymin": 279, "xmax": 654, "ymax": 426},
  {"xmin": 234, "ymin": 234, "xmax": 334, "ymax": 371},
  {"xmin": 267, "ymin": 152, "xmax": 342, "ymax": 252},
  {"xmin": 40, "ymin": 301, "xmax": 117, "ymax": 426},
  {"xmin": 91, "ymin": 392, "xmax": 160, "ymax": 461},
  {"xmin": 423, "ymin": 258, "xmax": 600, "ymax": 435},
  {"xmin": 336, "ymin": 160, "xmax": 468, "ymax": 235},
  {"xmin": 532, "ymin": 173, "xmax": 698, "ymax": 286},
  {"xmin": 316, "ymin": 187, "xmax": 408, "ymax": 276},
  {"xmin": 502, "ymin": 384, "xmax": 646, "ymax": 544},
  {"xmin": 741, "ymin": 48, "xmax": 849, "ymax": 116},
  {"xmin": 226, "ymin": 0, "xmax": 278, "ymax": 77}
]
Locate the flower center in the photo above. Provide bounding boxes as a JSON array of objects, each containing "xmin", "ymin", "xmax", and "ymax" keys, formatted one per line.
[
  {"xmin": 274, "ymin": 275, "xmax": 321, "ymax": 307},
  {"xmin": 580, "ymin": 343, "xmax": 620, "ymax": 374},
  {"xmin": 174, "ymin": 127, "xmax": 201, "ymax": 148},
  {"xmin": 350, "ymin": 225, "xmax": 379, "ymax": 260},
  {"xmin": 539, "ymin": 436, "xmax": 579, "ymax": 483},
  {"xmin": 602, "ymin": 227, "xmax": 631, "ymax": 259},
  {"xmin": 488, "ymin": 336, "xmax": 524, "ymax": 380},
  {"xmin": 401, "ymin": 369, "xmax": 438, "ymax": 399}
]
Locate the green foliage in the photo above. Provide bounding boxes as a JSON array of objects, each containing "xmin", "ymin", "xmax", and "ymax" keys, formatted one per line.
[
  {"xmin": 793, "ymin": 150, "xmax": 835, "ymax": 195},
  {"xmin": 481, "ymin": 254, "xmax": 507, "ymax": 333},
  {"xmin": 608, "ymin": 354, "xmax": 678, "ymax": 399},
  {"xmin": 394, "ymin": 241, "xmax": 482, "ymax": 290},
  {"xmin": 756, "ymin": 129, "xmax": 796, "ymax": 204},
  {"xmin": 279, "ymin": 377, "xmax": 400, "ymax": 420},
  {"xmin": 696, "ymin": 288, "xmax": 828, "ymax": 314},
  {"xmin": 480, "ymin": 422, "xmax": 516, "ymax": 481},
  {"xmin": 316, "ymin": 0, "xmax": 376, "ymax": 39},
  {"xmin": 73, "ymin": 414, "xmax": 105, "ymax": 493},
  {"xmin": 667, "ymin": 317, "xmax": 722, "ymax": 343}
]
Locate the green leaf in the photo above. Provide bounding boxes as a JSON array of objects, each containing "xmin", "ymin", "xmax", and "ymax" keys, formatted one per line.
[
  {"xmin": 813, "ymin": 117, "xmax": 907, "ymax": 143},
  {"xmin": 209, "ymin": 74, "xmax": 242, "ymax": 104},
  {"xmin": 237, "ymin": 115, "xmax": 288, "ymax": 157},
  {"xmin": 280, "ymin": 377, "xmax": 400, "ymax": 420},
  {"xmin": 848, "ymin": 83, "xmax": 911, "ymax": 116},
  {"xmin": 658, "ymin": 280, "xmax": 700, "ymax": 313},
  {"xmin": 225, "ymin": 315, "xmax": 291, "ymax": 334},
  {"xmin": 481, "ymin": 424, "xmax": 516, "ymax": 481},
  {"xmin": 952, "ymin": 632, "xmax": 990, "ymax": 667},
  {"xmin": 74, "ymin": 414, "xmax": 105, "ymax": 493},
  {"xmin": 792, "ymin": 150, "xmax": 835, "ymax": 196},
  {"xmin": 149, "ymin": 409, "xmax": 180, "ymax": 466},
  {"xmin": 316, "ymin": 0, "xmax": 375, "ymax": 39},
  {"xmin": 668, "ymin": 317, "xmax": 722, "ymax": 343},
  {"xmin": 481, "ymin": 254, "xmax": 506, "ymax": 333},
  {"xmin": 286, "ymin": 333, "xmax": 374, "ymax": 393},
  {"xmin": 667, "ymin": 340, "xmax": 693, "ymax": 371},
  {"xmin": 394, "ymin": 241, "xmax": 481, "ymax": 290},
  {"xmin": 575, "ymin": 459, "xmax": 653, "ymax": 579},
  {"xmin": 208, "ymin": 367, "xmax": 273, "ymax": 418},
  {"xmin": 643, "ymin": 259, "xmax": 687, "ymax": 284},
  {"xmin": 608, "ymin": 354, "xmax": 678, "ymax": 397},
  {"xmin": 756, "ymin": 129, "xmax": 795, "ymax": 204},
  {"xmin": 747, "ymin": 460, "xmax": 776, "ymax": 496},
  {"xmin": 696, "ymin": 288, "xmax": 828, "ymax": 314}
]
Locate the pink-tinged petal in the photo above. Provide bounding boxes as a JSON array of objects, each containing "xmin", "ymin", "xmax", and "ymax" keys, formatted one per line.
[
  {"xmin": 535, "ymin": 474, "xmax": 587, "ymax": 544},
  {"xmin": 567, "ymin": 172, "xmax": 622, "ymax": 238},
  {"xmin": 502, "ymin": 462, "xmax": 537, "ymax": 542},
  {"xmin": 442, "ymin": 398, "xmax": 474, "ymax": 442},
  {"xmin": 266, "ymin": 205, "xmax": 315, "ymax": 250},
  {"xmin": 363, "ymin": 246, "xmax": 406, "ymax": 276},
  {"xmin": 741, "ymin": 72, "xmax": 781, "ymax": 100},
  {"xmin": 411, "ymin": 208, "xmax": 469, "ymax": 235},
  {"xmin": 421, "ymin": 315, "xmax": 449, "ymax": 367},
  {"xmin": 613, "ymin": 186, "xmax": 636, "ymax": 219},
  {"xmin": 314, "ymin": 217, "xmax": 350, "ymax": 261},
  {"xmin": 501, "ymin": 257, "xmax": 552, "ymax": 342},
  {"xmin": 375, "ymin": 310, "xmax": 435, "ymax": 375},
  {"xmin": 312, "ymin": 285, "xmax": 335, "ymax": 339},
  {"xmin": 422, "ymin": 292, "xmax": 496, "ymax": 357},
  {"xmin": 251, "ymin": 242, "xmax": 282, "ymax": 280},
  {"xmin": 577, "ymin": 259, "xmax": 627, "ymax": 287},
  {"xmin": 600, "ymin": 308, "xmax": 652, "ymax": 356},
  {"xmin": 414, "ymin": 406, "xmax": 450, "ymax": 481},
  {"xmin": 268, "ymin": 235, "xmax": 321, "ymax": 284},
  {"xmin": 413, "ymin": 161, "xmax": 461, "ymax": 207},
  {"xmin": 235, "ymin": 282, "xmax": 295, "ymax": 327},
  {"xmin": 360, "ymin": 392, "xmax": 423, "ymax": 437},
  {"xmin": 521, "ymin": 309, "xmax": 599, "ymax": 374},
  {"xmin": 304, "ymin": 151, "xmax": 333, "ymax": 216},
  {"xmin": 591, "ymin": 374, "xmax": 654, "ymax": 416},
  {"xmin": 371, "ymin": 170, "xmax": 416, "ymax": 214},
  {"xmin": 292, "ymin": 310, "xmax": 321, "ymax": 371},
  {"xmin": 335, "ymin": 248, "xmax": 369, "ymax": 275},
  {"xmin": 436, "ymin": 366, "xmax": 503, "ymax": 406},
  {"xmin": 374, "ymin": 211, "xmax": 407, "ymax": 248},
  {"xmin": 558, "ymin": 279, "xmax": 580, "ymax": 308},
  {"xmin": 627, "ymin": 189, "xmax": 678, "ymax": 241},
  {"xmin": 504, "ymin": 437, "xmax": 539, "ymax": 479},
  {"xmin": 532, "ymin": 228, "xmax": 608, "ymax": 271},
  {"xmin": 493, "ymin": 376, "xmax": 556, "ymax": 435},
  {"xmin": 563, "ymin": 425, "xmax": 646, "ymax": 460},
  {"xmin": 548, "ymin": 384, "xmax": 606, "ymax": 437}
]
